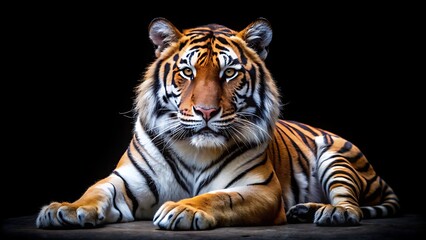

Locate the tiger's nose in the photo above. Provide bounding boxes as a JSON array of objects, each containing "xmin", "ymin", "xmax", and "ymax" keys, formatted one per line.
[{"xmin": 194, "ymin": 106, "xmax": 220, "ymax": 121}]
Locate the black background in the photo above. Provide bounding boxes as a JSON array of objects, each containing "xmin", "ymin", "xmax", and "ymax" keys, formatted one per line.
[{"xmin": 3, "ymin": 3, "xmax": 422, "ymax": 220}]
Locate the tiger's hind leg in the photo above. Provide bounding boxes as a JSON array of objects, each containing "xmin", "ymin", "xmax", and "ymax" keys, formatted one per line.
[
  {"xmin": 287, "ymin": 135, "xmax": 367, "ymax": 226},
  {"xmin": 306, "ymin": 135, "xmax": 365, "ymax": 226}
]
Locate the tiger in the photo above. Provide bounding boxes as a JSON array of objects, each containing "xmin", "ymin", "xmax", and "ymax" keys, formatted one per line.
[{"xmin": 36, "ymin": 17, "xmax": 400, "ymax": 230}]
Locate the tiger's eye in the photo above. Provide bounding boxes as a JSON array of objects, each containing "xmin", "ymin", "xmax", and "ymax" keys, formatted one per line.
[
  {"xmin": 183, "ymin": 67, "xmax": 193, "ymax": 77},
  {"xmin": 224, "ymin": 68, "xmax": 236, "ymax": 78}
]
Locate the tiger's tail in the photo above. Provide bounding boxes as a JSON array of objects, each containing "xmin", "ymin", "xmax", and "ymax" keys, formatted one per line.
[{"xmin": 360, "ymin": 178, "xmax": 401, "ymax": 219}]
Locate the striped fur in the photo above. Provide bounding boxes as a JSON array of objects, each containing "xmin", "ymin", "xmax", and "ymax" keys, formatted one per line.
[{"xmin": 36, "ymin": 17, "xmax": 400, "ymax": 230}]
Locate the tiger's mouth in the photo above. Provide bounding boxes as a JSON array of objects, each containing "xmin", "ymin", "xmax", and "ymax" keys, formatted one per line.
[
  {"xmin": 172, "ymin": 111, "xmax": 233, "ymax": 147},
  {"xmin": 186, "ymin": 126, "xmax": 228, "ymax": 148},
  {"xmin": 197, "ymin": 127, "xmax": 217, "ymax": 134},
  {"xmin": 192, "ymin": 127, "xmax": 223, "ymax": 139}
]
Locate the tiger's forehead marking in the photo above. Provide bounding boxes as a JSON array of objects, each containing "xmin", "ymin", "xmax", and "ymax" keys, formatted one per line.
[
  {"xmin": 183, "ymin": 24, "xmax": 237, "ymax": 36},
  {"xmin": 179, "ymin": 25, "xmax": 239, "ymax": 68}
]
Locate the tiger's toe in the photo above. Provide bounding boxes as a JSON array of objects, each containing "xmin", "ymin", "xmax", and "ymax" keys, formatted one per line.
[
  {"xmin": 36, "ymin": 204, "xmax": 62, "ymax": 228},
  {"xmin": 75, "ymin": 206, "xmax": 104, "ymax": 227},
  {"xmin": 287, "ymin": 203, "xmax": 323, "ymax": 223},
  {"xmin": 287, "ymin": 204, "xmax": 311, "ymax": 223},
  {"xmin": 314, "ymin": 205, "xmax": 361, "ymax": 226},
  {"xmin": 154, "ymin": 201, "xmax": 216, "ymax": 230},
  {"xmin": 36, "ymin": 202, "xmax": 105, "ymax": 229}
]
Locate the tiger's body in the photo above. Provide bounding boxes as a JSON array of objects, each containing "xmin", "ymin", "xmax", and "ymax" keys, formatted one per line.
[{"xmin": 36, "ymin": 17, "xmax": 400, "ymax": 230}]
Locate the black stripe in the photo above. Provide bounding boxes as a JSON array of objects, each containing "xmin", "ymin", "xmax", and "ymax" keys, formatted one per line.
[
  {"xmin": 162, "ymin": 149, "xmax": 191, "ymax": 194},
  {"xmin": 283, "ymin": 121, "xmax": 314, "ymax": 147},
  {"xmin": 286, "ymin": 120, "xmax": 320, "ymax": 137},
  {"xmin": 277, "ymin": 124, "xmax": 310, "ymax": 177},
  {"xmin": 363, "ymin": 175, "xmax": 381, "ymax": 203},
  {"xmin": 195, "ymin": 146, "xmax": 249, "ymax": 181},
  {"xmin": 216, "ymin": 36, "xmax": 230, "ymax": 45},
  {"xmin": 248, "ymin": 172, "xmax": 274, "ymax": 186},
  {"xmin": 168, "ymin": 150, "xmax": 192, "ymax": 173},
  {"xmin": 238, "ymin": 151, "xmax": 265, "ymax": 169},
  {"xmin": 383, "ymin": 204, "xmax": 397, "ymax": 216},
  {"xmin": 375, "ymin": 206, "xmax": 383, "ymax": 217},
  {"xmin": 319, "ymin": 160, "xmax": 363, "ymax": 189},
  {"xmin": 144, "ymin": 128, "xmax": 191, "ymax": 194},
  {"xmin": 231, "ymin": 40, "xmax": 247, "ymax": 65},
  {"xmin": 109, "ymin": 183, "xmax": 123, "ymax": 223},
  {"xmin": 195, "ymin": 146, "xmax": 251, "ymax": 195},
  {"xmin": 357, "ymin": 161, "xmax": 371, "ymax": 172},
  {"xmin": 198, "ymin": 51, "xmax": 208, "ymax": 65},
  {"xmin": 226, "ymin": 193, "xmax": 233, "ymax": 209},
  {"xmin": 335, "ymin": 143, "xmax": 366, "ymax": 165},
  {"xmin": 247, "ymin": 67, "xmax": 257, "ymax": 100},
  {"xmin": 316, "ymin": 206, "xmax": 326, "ymax": 219},
  {"xmin": 57, "ymin": 211, "xmax": 72, "ymax": 226},
  {"xmin": 317, "ymin": 154, "xmax": 342, "ymax": 171},
  {"xmin": 365, "ymin": 186, "xmax": 383, "ymax": 207},
  {"xmin": 225, "ymin": 155, "xmax": 267, "ymax": 188},
  {"xmin": 362, "ymin": 207, "xmax": 372, "ymax": 218},
  {"xmin": 190, "ymin": 33, "xmax": 213, "ymax": 44},
  {"xmin": 333, "ymin": 193, "xmax": 358, "ymax": 205},
  {"xmin": 315, "ymin": 135, "xmax": 333, "ymax": 161},
  {"xmin": 276, "ymin": 125, "xmax": 299, "ymax": 203},
  {"xmin": 127, "ymin": 147, "xmax": 159, "ymax": 206},
  {"xmin": 360, "ymin": 174, "xmax": 378, "ymax": 203},
  {"xmin": 326, "ymin": 134, "xmax": 335, "ymax": 145},
  {"xmin": 326, "ymin": 179, "xmax": 359, "ymax": 198},
  {"xmin": 112, "ymin": 170, "xmax": 138, "ymax": 218},
  {"xmin": 351, "ymin": 151, "xmax": 365, "ymax": 163},
  {"xmin": 238, "ymin": 192, "xmax": 245, "ymax": 201},
  {"xmin": 163, "ymin": 62, "xmax": 171, "ymax": 97},
  {"xmin": 271, "ymin": 134, "xmax": 281, "ymax": 167},
  {"xmin": 132, "ymin": 137, "xmax": 156, "ymax": 175},
  {"xmin": 215, "ymin": 43, "xmax": 229, "ymax": 51},
  {"xmin": 179, "ymin": 40, "xmax": 188, "ymax": 50},
  {"xmin": 257, "ymin": 67, "xmax": 267, "ymax": 120},
  {"xmin": 153, "ymin": 59, "xmax": 163, "ymax": 97}
]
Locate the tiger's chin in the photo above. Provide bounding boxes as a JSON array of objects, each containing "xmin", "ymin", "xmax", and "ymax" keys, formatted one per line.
[{"xmin": 189, "ymin": 132, "xmax": 227, "ymax": 149}]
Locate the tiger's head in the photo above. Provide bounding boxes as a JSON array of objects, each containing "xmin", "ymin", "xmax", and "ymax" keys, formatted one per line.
[{"xmin": 135, "ymin": 18, "xmax": 281, "ymax": 150}]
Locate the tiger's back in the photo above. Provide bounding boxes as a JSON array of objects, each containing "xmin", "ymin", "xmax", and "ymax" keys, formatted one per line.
[{"xmin": 36, "ymin": 17, "xmax": 400, "ymax": 230}]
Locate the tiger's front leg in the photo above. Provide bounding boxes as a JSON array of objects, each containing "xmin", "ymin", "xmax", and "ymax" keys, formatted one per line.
[
  {"xmin": 153, "ymin": 186, "xmax": 286, "ymax": 230},
  {"xmin": 36, "ymin": 176, "xmax": 133, "ymax": 228}
]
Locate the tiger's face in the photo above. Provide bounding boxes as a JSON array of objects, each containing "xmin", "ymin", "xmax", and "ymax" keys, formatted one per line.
[{"xmin": 136, "ymin": 18, "xmax": 280, "ymax": 150}]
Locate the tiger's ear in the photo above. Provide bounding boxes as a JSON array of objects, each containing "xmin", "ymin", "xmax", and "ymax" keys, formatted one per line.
[
  {"xmin": 238, "ymin": 18, "xmax": 273, "ymax": 60},
  {"xmin": 148, "ymin": 17, "xmax": 183, "ymax": 57}
]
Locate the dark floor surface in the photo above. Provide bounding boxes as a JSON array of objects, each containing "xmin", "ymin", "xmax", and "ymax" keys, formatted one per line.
[{"xmin": 1, "ymin": 214, "xmax": 425, "ymax": 240}]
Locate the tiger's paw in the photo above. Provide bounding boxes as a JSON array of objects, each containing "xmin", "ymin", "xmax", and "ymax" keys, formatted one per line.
[
  {"xmin": 314, "ymin": 205, "xmax": 361, "ymax": 226},
  {"xmin": 36, "ymin": 202, "xmax": 106, "ymax": 229},
  {"xmin": 153, "ymin": 201, "xmax": 217, "ymax": 230},
  {"xmin": 286, "ymin": 203, "xmax": 320, "ymax": 223}
]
